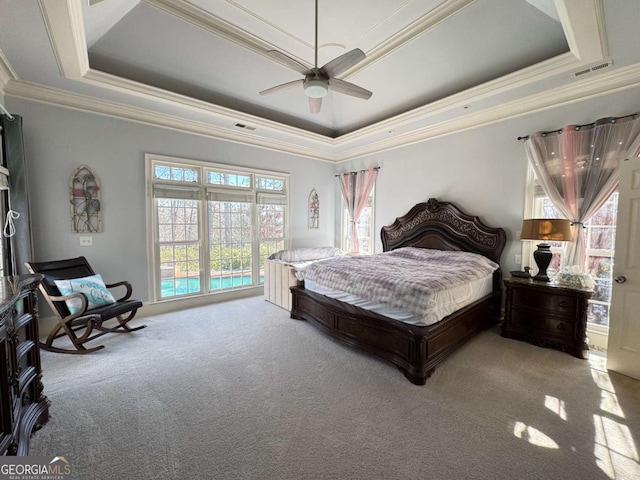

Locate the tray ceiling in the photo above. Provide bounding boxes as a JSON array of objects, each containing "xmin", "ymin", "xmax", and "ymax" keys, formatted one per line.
[{"xmin": 1, "ymin": 0, "xmax": 634, "ymax": 162}]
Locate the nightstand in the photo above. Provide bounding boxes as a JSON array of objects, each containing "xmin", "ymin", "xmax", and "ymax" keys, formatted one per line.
[{"xmin": 502, "ymin": 277, "xmax": 593, "ymax": 359}]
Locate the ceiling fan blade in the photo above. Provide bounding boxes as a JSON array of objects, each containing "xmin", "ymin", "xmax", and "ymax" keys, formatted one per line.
[
  {"xmin": 259, "ymin": 79, "xmax": 303, "ymax": 96},
  {"xmin": 309, "ymin": 97, "xmax": 322, "ymax": 114},
  {"xmin": 319, "ymin": 48, "xmax": 366, "ymax": 78},
  {"xmin": 328, "ymin": 78, "xmax": 372, "ymax": 100},
  {"xmin": 265, "ymin": 50, "xmax": 313, "ymax": 76}
]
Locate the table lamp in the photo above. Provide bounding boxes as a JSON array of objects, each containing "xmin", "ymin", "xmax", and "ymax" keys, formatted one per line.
[{"xmin": 520, "ymin": 218, "xmax": 573, "ymax": 282}]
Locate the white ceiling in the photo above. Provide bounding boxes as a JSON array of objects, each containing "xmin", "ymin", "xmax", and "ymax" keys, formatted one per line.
[{"xmin": 1, "ymin": 0, "xmax": 640, "ymax": 162}]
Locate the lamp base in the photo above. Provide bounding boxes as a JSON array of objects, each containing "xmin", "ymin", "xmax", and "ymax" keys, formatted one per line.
[{"xmin": 532, "ymin": 242, "xmax": 553, "ymax": 282}]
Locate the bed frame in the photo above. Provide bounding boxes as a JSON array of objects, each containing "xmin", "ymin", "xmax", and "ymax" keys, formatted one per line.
[{"xmin": 290, "ymin": 198, "xmax": 506, "ymax": 385}]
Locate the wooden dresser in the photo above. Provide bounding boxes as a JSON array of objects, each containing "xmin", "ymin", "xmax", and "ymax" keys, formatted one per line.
[
  {"xmin": 0, "ymin": 275, "xmax": 50, "ymax": 456},
  {"xmin": 502, "ymin": 276, "xmax": 593, "ymax": 359}
]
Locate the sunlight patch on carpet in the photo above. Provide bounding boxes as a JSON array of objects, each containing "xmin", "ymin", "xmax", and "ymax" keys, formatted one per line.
[{"xmin": 513, "ymin": 421, "xmax": 559, "ymax": 449}]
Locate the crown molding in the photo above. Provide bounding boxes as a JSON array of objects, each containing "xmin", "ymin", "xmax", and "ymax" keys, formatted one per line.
[
  {"xmin": 8, "ymin": 61, "xmax": 640, "ymax": 164},
  {"xmin": 145, "ymin": 0, "xmax": 475, "ymax": 80},
  {"xmin": 38, "ymin": 0, "xmax": 89, "ymax": 78},
  {"xmin": 335, "ymin": 52, "xmax": 580, "ymax": 144},
  {"xmin": 555, "ymin": 0, "xmax": 608, "ymax": 62},
  {"xmin": 0, "ymin": 48, "xmax": 18, "ymax": 93},
  {"xmin": 16, "ymin": 0, "xmax": 620, "ymax": 163},
  {"xmin": 83, "ymin": 50, "xmax": 580, "ymax": 150},
  {"xmin": 334, "ymin": 62, "xmax": 640, "ymax": 162},
  {"xmin": 37, "ymin": 0, "xmax": 606, "ymax": 147},
  {"xmin": 83, "ymin": 69, "xmax": 334, "ymax": 148},
  {"xmin": 339, "ymin": 0, "xmax": 476, "ymax": 79},
  {"xmin": 4, "ymin": 80, "xmax": 334, "ymax": 163}
]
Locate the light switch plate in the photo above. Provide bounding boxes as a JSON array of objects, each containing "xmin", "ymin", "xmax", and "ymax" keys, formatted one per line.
[{"xmin": 79, "ymin": 236, "xmax": 93, "ymax": 246}]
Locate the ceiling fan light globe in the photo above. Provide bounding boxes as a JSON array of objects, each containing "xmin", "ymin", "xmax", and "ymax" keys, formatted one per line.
[{"xmin": 304, "ymin": 79, "xmax": 328, "ymax": 98}]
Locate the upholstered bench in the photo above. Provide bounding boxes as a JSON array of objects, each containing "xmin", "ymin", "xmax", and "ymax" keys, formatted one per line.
[{"xmin": 264, "ymin": 247, "xmax": 345, "ymax": 311}]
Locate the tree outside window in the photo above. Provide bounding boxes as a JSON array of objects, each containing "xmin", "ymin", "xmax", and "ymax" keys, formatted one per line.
[
  {"xmin": 342, "ymin": 187, "xmax": 375, "ymax": 255},
  {"xmin": 148, "ymin": 155, "xmax": 289, "ymax": 301},
  {"xmin": 535, "ymin": 193, "xmax": 618, "ymax": 327}
]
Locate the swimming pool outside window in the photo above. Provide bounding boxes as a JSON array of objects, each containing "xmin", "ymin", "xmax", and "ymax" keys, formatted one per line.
[{"xmin": 147, "ymin": 154, "xmax": 289, "ymax": 301}]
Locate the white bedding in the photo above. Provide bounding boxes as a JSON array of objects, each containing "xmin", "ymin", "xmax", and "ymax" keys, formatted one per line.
[
  {"xmin": 296, "ymin": 247, "xmax": 498, "ymax": 326},
  {"xmin": 304, "ymin": 274, "xmax": 494, "ymax": 326}
]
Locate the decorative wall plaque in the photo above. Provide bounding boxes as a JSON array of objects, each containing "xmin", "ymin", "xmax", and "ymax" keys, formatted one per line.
[
  {"xmin": 308, "ymin": 189, "xmax": 319, "ymax": 229},
  {"xmin": 70, "ymin": 165, "xmax": 102, "ymax": 233}
]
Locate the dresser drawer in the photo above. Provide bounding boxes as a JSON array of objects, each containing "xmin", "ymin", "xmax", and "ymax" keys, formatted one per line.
[{"xmin": 511, "ymin": 289, "xmax": 577, "ymax": 316}]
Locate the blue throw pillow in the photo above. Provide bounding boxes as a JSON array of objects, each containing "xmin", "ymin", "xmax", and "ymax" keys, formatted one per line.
[{"xmin": 54, "ymin": 274, "xmax": 116, "ymax": 314}]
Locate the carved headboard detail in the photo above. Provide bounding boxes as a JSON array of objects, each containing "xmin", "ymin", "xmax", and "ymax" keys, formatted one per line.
[{"xmin": 380, "ymin": 198, "xmax": 506, "ymax": 264}]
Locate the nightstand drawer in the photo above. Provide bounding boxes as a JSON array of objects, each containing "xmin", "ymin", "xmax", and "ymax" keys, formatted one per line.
[
  {"xmin": 511, "ymin": 309, "xmax": 576, "ymax": 339},
  {"xmin": 512, "ymin": 289, "xmax": 577, "ymax": 315}
]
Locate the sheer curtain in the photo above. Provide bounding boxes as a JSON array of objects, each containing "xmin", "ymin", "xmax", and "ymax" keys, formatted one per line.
[
  {"xmin": 339, "ymin": 167, "xmax": 378, "ymax": 254},
  {"xmin": 525, "ymin": 115, "xmax": 640, "ymax": 269}
]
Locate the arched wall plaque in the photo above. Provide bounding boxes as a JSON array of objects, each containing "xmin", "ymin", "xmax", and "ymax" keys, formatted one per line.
[
  {"xmin": 70, "ymin": 165, "xmax": 102, "ymax": 233},
  {"xmin": 308, "ymin": 189, "xmax": 319, "ymax": 229}
]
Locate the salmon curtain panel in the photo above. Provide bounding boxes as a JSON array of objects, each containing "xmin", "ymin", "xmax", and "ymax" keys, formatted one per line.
[
  {"xmin": 524, "ymin": 114, "xmax": 640, "ymax": 270},
  {"xmin": 338, "ymin": 167, "xmax": 378, "ymax": 254}
]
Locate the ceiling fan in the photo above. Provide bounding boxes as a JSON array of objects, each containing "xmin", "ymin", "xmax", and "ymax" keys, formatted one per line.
[{"xmin": 259, "ymin": 0, "xmax": 372, "ymax": 114}]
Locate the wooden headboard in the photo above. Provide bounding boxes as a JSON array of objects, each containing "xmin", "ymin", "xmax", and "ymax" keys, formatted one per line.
[{"xmin": 380, "ymin": 198, "xmax": 506, "ymax": 264}]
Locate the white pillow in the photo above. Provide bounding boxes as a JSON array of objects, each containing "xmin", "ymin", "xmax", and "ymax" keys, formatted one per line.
[{"xmin": 54, "ymin": 274, "xmax": 116, "ymax": 314}]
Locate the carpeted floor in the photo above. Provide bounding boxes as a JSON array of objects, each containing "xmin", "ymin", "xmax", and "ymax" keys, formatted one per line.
[{"xmin": 31, "ymin": 295, "xmax": 640, "ymax": 480}]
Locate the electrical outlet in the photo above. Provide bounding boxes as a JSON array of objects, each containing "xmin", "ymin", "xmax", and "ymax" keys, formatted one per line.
[
  {"xmin": 514, "ymin": 254, "xmax": 522, "ymax": 265},
  {"xmin": 79, "ymin": 236, "xmax": 93, "ymax": 246}
]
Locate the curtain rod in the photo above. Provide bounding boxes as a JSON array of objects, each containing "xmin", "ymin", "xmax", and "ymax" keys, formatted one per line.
[
  {"xmin": 517, "ymin": 112, "xmax": 639, "ymax": 141},
  {"xmin": 0, "ymin": 103, "xmax": 14, "ymax": 120},
  {"xmin": 334, "ymin": 166, "xmax": 381, "ymax": 177}
]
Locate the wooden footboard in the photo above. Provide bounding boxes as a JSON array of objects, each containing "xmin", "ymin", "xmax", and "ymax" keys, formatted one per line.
[
  {"xmin": 290, "ymin": 286, "xmax": 500, "ymax": 385},
  {"xmin": 290, "ymin": 199, "xmax": 505, "ymax": 385}
]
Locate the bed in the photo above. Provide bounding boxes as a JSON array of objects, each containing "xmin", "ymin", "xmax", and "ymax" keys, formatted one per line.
[{"xmin": 290, "ymin": 198, "xmax": 506, "ymax": 385}]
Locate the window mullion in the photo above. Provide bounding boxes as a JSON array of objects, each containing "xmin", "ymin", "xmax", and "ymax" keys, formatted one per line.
[
  {"xmin": 202, "ymin": 193, "xmax": 210, "ymax": 294},
  {"xmin": 252, "ymin": 201, "xmax": 259, "ymax": 287}
]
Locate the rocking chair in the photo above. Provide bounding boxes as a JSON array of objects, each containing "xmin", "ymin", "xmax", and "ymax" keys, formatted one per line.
[{"xmin": 25, "ymin": 256, "xmax": 145, "ymax": 354}]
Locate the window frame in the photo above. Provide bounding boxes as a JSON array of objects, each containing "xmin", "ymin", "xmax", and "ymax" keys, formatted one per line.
[
  {"xmin": 522, "ymin": 163, "xmax": 617, "ymax": 331},
  {"xmin": 146, "ymin": 154, "xmax": 289, "ymax": 302}
]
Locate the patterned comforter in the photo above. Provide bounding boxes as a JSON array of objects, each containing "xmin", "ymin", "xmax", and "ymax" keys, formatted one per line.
[{"xmin": 296, "ymin": 247, "xmax": 498, "ymax": 317}]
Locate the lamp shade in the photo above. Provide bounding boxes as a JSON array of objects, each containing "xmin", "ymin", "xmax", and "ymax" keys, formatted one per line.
[
  {"xmin": 520, "ymin": 218, "xmax": 573, "ymax": 282},
  {"xmin": 520, "ymin": 218, "xmax": 573, "ymax": 242}
]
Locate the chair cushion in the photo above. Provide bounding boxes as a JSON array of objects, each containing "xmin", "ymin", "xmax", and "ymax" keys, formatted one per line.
[
  {"xmin": 89, "ymin": 299, "xmax": 144, "ymax": 320},
  {"xmin": 54, "ymin": 274, "xmax": 116, "ymax": 314}
]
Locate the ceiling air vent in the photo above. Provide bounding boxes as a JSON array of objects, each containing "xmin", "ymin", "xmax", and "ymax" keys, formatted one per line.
[
  {"xmin": 572, "ymin": 60, "xmax": 613, "ymax": 78},
  {"xmin": 233, "ymin": 123, "xmax": 256, "ymax": 131}
]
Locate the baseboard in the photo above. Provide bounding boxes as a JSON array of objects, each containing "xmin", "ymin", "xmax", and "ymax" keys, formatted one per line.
[{"xmin": 587, "ymin": 325, "xmax": 609, "ymax": 351}]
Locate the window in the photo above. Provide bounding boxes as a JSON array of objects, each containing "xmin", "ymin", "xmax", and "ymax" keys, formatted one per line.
[
  {"xmin": 341, "ymin": 186, "xmax": 375, "ymax": 255},
  {"xmin": 147, "ymin": 155, "xmax": 288, "ymax": 301},
  {"xmin": 525, "ymin": 169, "xmax": 617, "ymax": 327}
]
